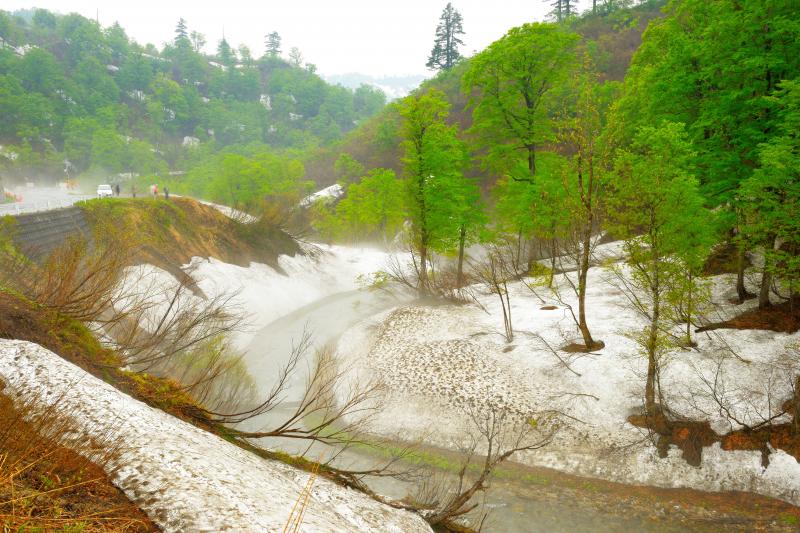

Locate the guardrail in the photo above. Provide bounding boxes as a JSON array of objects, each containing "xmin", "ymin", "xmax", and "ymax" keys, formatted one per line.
[{"xmin": 0, "ymin": 195, "xmax": 94, "ymax": 217}]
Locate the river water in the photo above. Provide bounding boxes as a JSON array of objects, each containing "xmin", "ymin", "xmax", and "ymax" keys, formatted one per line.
[{"xmin": 236, "ymin": 284, "xmax": 793, "ymax": 532}]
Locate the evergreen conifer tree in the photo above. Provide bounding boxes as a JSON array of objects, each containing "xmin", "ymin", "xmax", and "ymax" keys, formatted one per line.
[
  {"xmin": 265, "ymin": 31, "xmax": 282, "ymax": 57},
  {"xmin": 174, "ymin": 18, "xmax": 189, "ymax": 46},
  {"xmin": 547, "ymin": 0, "xmax": 577, "ymax": 22},
  {"xmin": 426, "ymin": 3, "xmax": 465, "ymax": 72}
]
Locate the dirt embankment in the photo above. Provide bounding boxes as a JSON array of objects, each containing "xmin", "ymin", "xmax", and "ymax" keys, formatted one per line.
[{"xmin": 80, "ymin": 197, "xmax": 300, "ymax": 283}]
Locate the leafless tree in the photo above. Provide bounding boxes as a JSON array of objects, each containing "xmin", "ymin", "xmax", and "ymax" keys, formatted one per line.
[
  {"xmin": 210, "ymin": 338, "xmax": 385, "ymax": 450},
  {"xmin": 415, "ymin": 405, "xmax": 554, "ymax": 529},
  {"xmin": 470, "ymin": 244, "xmax": 516, "ymax": 342},
  {"xmin": 1, "ymin": 234, "xmax": 133, "ymax": 322}
]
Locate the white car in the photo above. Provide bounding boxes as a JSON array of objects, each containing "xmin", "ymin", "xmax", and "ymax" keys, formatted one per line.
[{"xmin": 97, "ymin": 184, "xmax": 113, "ymax": 198}]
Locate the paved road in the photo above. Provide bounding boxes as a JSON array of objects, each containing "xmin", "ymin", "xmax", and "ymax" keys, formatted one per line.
[{"xmin": 0, "ymin": 186, "xmax": 93, "ymax": 216}]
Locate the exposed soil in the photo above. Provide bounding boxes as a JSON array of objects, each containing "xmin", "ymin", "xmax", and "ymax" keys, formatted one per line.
[
  {"xmin": 406, "ymin": 440, "xmax": 800, "ymax": 532},
  {"xmin": 629, "ymin": 409, "xmax": 800, "ymax": 470},
  {"xmin": 702, "ymin": 242, "xmax": 749, "ymax": 276},
  {"xmin": 80, "ymin": 197, "xmax": 300, "ymax": 280},
  {"xmin": 561, "ymin": 340, "xmax": 606, "ymax": 353},
  {"xmin": 0, "ymin": 290, "xmax": 210, "ymax": 427},
  {"xmin": 697, "ymin": 297, "xmax": 800, "ymax": 334},
  {"xmin": 501, "ymin": 460, "xmax": 800, "ymax": 532},
  {"xmin": 0, "ymin": 389, "xmax": 158, "ymax": 531}
]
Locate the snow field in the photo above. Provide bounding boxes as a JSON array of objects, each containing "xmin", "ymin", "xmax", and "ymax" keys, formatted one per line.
[
  {"xmin": 0, "ymin": 339, "xmax": 431, "ymax": 532},
  {"xmin": 334, "ymin": 260, "xmax": 800, "ymax": 506}
]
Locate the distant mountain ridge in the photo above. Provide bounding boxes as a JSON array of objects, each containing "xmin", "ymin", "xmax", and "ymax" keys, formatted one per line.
[{"xmin": 323, "ymin": 73, "xmax": 427, "ymax": 100}]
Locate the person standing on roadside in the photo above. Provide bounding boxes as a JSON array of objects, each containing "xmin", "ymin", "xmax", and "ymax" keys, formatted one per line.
[
  {"xmin": 164, "ymin": 186, "xmax": 170, "ymax": 200},
  {"xmin": 115, "ymin": 183, "xmax": 121, "ymax": 197}
]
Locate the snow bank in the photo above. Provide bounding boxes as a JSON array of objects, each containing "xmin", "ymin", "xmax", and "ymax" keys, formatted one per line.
[
  {"xmin": 301, "ymin": 184, "xmax": 344, "ymax": 207},
  {"xmin": 188, "ymin": 244, "xmax": 389, "ymax": 340},
  {"xmin": 120, "ymin": 244, "xmax": 391, "ymax": 347},
  {"xmin": 0, "ymin": 339, "xmax": 431, "ymax": 533},
  {"xmin": 335, "ymin": 261, "xmax": 800, "ymax": 506}
]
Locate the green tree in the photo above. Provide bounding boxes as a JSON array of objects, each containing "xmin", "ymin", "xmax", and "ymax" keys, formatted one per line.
[
  {"xmin": 547, "ymin": 0, "xmax": 578, "ymax": 22},
  {"xmin": 463, "ymin": 23, "xmax": 579, "ymax": 179},
  {"xmin": 265, "ymin": 31, "xmax": 282, "ymax": 57},
  {"xmin": 552, "ymin": 59, "xmax": 618, "ymax": 350},
  {"xmin": 289, "ymin": 47, "xmax": 303, "ymax": 67},
  {"xmin": 740, "ymin": 79, "xmax": 800, "ymax": 310},
  {"xmin": 334, "ymin": 153, "xmax": 364, "ymax": 185},
  {"xmin": 613, "ymin": 0, "xmax": 800, "ymax": 301},
  {"xmin": 174, "ymin": 18, "xmax": 189, "ymax": 46},
  {"xmin": 399, "ymin": 89, "xmax": 467, "ymax": 296},
  {"xmin": 426, "ymin": 3, "xmax": 465, "ymax": 72},
  {"xmin": 217, "ymin": 38, "xmax": 235, "ymax": 66},
  {"xmin": 608, "ymin": 122, "xmax": 711, "ymax": 422},
  {"xmin": 332, "ymin": 168, "xmax": 406, "ymax": 240},
  {"xmin": 33, "ymin": 9, "xmax": 57, "ymax": 29},
  {"xmin": 189, "ymin": 30, "xmax": 206, "ymax": 53}
]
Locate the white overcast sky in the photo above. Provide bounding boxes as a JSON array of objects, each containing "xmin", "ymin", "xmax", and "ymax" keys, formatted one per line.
[{"xmin": 3, "ymin": 1, "xmax": 593, "ymax": 77}]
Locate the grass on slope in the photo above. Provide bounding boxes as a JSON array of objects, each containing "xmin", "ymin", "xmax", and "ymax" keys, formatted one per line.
[
  {"xmin": 0, "ymin": 386, "xmax": 157, "ymax": 532},
  {"xmin": 80, "ymin": 197, "xmax": 299, "ymax": 274}
]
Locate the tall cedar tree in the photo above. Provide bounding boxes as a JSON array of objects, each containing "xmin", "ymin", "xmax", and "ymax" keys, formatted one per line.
[
  {"xmin": 174, "ymin": 18, "xmax": 189, "ymax": 45},
  {"xmin": 217, "ymin": 38, "xmax": 234, "ymax": 66},
  {"xmin": 548, "ymin": 0, "xmax": 577, "ymax": 22},
  {"xmin": 463, "ymin": 23, "xmax": 579, "ymax": 180},
  {"xmin": 265, "ymin": 31, "xmax": 281, "ymax": 57},
  {"xmin": 426, "ymin": 3, "xmax": 465, "ymax": 72}
]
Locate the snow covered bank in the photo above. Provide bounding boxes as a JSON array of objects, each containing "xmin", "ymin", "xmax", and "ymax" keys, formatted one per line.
[
  {"xmin": 0, "ymin": 339, "xmax": 431, "ymax": 532},
  {"xmin": 122, "ymin": 243, "xmax": 391, "ymax": 347},
  {"xmin": 301, "ymin": 183, "xmax": 344, "ymax": 207},
  {"xmin": 335, "ymin": 263, "xmax": 800, "ymax": 506}
]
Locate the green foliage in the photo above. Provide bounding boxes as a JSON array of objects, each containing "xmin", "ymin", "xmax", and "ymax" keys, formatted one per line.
[
  {"xmin": 333, "ymin": 153, "xmax": 364, "ymax": 185},
  {"xmin": 399, "ymin": 89, "xmax": 471, "ymax": 252},
  {"xmin": 0, "ymin": 8, "xmax": 387, "ymax": 183},
  {"xmin": 613, "ymin": 0, "xmax": 800, "ymax": 204},
  {"xmin": 320, "ymin": 168, "xmax": 406, "ymax": 241},
  {"xmin": 182, "ymin": 147, "xmax": 311, "ymax": 210},
  {"xmin": 609, "ymin": 122, "xmax": 709, "ymax": 260},
  {"xmin": 740, "ymin": 79, "xmax": 800, "ymax": 296},
  {"xmin": 463, "ymin": 22, "xmax": 580, "ymax": 179}
]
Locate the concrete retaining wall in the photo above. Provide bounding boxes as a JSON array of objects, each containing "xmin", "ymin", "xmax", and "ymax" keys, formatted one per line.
[{"xmin": 7, "ymin": 207, "xmax": 90, "ymax": 259}]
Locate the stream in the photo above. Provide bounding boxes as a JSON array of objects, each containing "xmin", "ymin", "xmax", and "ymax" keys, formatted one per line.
[{"xmin": 236, "ymin": 283, "xmax": 796, "ymax": 532}]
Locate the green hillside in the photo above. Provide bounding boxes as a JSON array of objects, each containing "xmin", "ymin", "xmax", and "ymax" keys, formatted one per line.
[
  {"xmin": 304, "ymin": 0, "xmax": 668, "ymax": 187},
  {"xmin": 0, "ymin": 8, "xmax": 386, "ymax": 184}
]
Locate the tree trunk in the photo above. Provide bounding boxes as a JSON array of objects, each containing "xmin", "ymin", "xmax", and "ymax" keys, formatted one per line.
[
  {"xmin": 646, "ymin": 263, "xmax": 662, "ymax": 421},
  {"xmin": 456, "ymin": 225, "xmax": 466, "ymax": 288},
  {"xmin": 577, "ymin": 226, "xmax": 596, "ymax": 349},
  {"xmin": 419, "ymin": 244, "xmax": 429, "ymax": 297},
  {"xmin": 736, "ymin": 245, "xmax": 749, "ymax": 303},
  {"xmin": 528, "ymin": 145, "xmax": 536, "ymax": 175},
  {"xmin": 759, "ymin": 265, "xmax": 771, "ymax": 309},
  {"xmin": 794, "ymin": 375, "xmax": 800, "ymax": 436},
  {"xmin": 645, "ymin": 323, "xmax": 659, "ymax": 419}
]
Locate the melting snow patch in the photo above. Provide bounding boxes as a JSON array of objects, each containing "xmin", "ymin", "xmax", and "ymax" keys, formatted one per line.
[
  {"xmin": 335, "ymin": 262, "xmax": 800, "ymax": 506},
  {"xmin": 0, "ymin": 339, "xmax": 431, "ymax": 533}
]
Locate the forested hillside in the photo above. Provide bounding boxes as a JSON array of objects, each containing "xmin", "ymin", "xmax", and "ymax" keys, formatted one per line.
[
  {"xmin": 0, "ymin": 8, "xmax": 386, "ymax": 185},
  {"xmin": 304, "ymin": 0, "xmax": 668, "ymax": 186}
]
